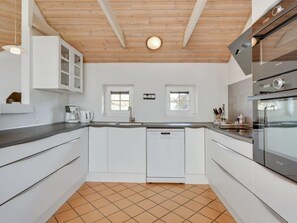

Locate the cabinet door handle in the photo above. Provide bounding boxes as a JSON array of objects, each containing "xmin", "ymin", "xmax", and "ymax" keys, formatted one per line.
[{"xmin": 0, "ymin": 156, "xmax": 80, "ymax": 207}]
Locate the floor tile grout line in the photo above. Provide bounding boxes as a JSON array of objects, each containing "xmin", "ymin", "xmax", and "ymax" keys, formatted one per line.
[
  {"xmin": 52, "ymin": 183, "xmax": 231, "ymax": 223},
  {"xmin": 125, "ymin": 184, "xmax": 211, "ymax": 222}
]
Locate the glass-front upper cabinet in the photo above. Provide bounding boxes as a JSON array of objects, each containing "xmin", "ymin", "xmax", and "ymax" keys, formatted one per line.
[
  {"xmin": 60, "ymin": 44, "xmax": 70, "ymax": 89},
  {"xmin": 33, "ymin": 36, "xmax": 83, "ymax": 94},
  {"xmin": 72, "ymin": 49, "xmax": 83, "ymax": 93}
]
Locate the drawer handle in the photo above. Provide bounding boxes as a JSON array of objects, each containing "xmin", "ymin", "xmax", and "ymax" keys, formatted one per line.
[
  {"xmin": 0, "ymin": 138, "xmax": 80, "ymax": 168},
  {"xmin": 161, "ymin": 132, "xmax": 170, "ymax": 135},
  {"xmin": 0, "ymin": 156, "xmax": 80, "ymax": 207}
]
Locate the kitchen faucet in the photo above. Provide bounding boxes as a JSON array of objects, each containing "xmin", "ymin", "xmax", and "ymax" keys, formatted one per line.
[{"xmin": 128, "ymin": 106, "xmax": 135, "ymax": 123}]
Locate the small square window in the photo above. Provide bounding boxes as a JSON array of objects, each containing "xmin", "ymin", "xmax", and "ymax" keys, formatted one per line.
[
  {"xmin": 110, "ymin": 91, "xmax": 130, "ymax": 111},
  {"xmin": 104, "ymin": 86, "xmax": 133, "ymax": 116},
  {"xmin": 166, "ymin": 85, "xmax": 196, "ymax": 117},
  {"xmin": 169, "ymin": 91, "xmax": 190, "ymax": 111}
]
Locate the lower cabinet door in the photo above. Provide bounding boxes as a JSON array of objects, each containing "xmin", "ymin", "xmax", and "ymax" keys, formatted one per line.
[
  {"xmin": 108, "ymin": 128, "xmax": 146, "ymax": 174},
  {"xmin": 0, "ymin": 157, "xmax": 82, "ymax": 223}
]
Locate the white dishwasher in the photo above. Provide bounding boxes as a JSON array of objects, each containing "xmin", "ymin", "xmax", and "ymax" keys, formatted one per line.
[{"xmin": 147, "ymin": 129, "xmax": 185, "ymax": 183}]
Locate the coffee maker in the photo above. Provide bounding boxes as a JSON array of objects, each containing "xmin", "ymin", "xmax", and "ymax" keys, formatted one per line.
[{"xmin": 65, "ymin": 105, "xmax": 80, "ymax": 123}]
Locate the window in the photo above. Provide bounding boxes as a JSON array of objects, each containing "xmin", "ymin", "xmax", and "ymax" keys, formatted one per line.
[
  {"xmin": 166, "ymin": 85, "xmax": 196, "ymax": 116},
  {"xmin": 104, "ymin": 86, "xmax": 133, "ymax": 116},
  {"xmin": 110, "ymin": 91, "xmax": 130, "ymax": 111}
]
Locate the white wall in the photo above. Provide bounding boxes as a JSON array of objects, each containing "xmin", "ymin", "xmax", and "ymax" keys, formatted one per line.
[
  {"xmin": 0, "ymin": 51, "xmax": 21, "ymax": 103},
  {"xmin": 252, "ymin": 0, "xmax": 281, "ymax": 23},
  {"xmin": 70, "ymin": 63, "xmax": 228, "ymax": 122},
  {"xmin": 0, "ymin": 89, "xmax": 69, "ymax": 130}
]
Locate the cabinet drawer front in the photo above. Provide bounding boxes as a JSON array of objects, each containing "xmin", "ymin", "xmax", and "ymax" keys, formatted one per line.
[
  {"xmin": 253, "ymin": 162, "xmax": 297, "ymax": 222},
  {"xmin": 0, "ymin": 129, "xmax": 83, "ymax": 167},
  {"xmin": 211, "ymin": 139, "xmax": 253, "ymax": 190},
  {"xmin": 209, "ymin": 131, "xmax": 252, "ymax": 159},
  {"xmin": 210, "ymin": 159, "xmax": 252, "ymax": 223},
  {"xmin": 0, "ymin": 138, "xmax": 80, "ymax": 206},
  {"xmin": 0, "ymin": 156, "xmax": 82, "ymax": 223}
]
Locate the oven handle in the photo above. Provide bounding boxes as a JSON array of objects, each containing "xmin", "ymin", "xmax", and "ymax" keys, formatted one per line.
[
  {"xmin": 264, "ymin": 106, "xmax": 268, "ymax": 125},
  {"xmin": 248, "ymin": 89, "xmax": 297, "ymax": 101}
]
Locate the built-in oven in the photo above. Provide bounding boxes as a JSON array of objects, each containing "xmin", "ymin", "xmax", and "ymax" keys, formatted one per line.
[
  {"xmin": 251, "ymin": 0, "xmax": 297, "ymax": 183},
  {"xmin": 252, "ymin": 0, "xmax": 297, "ymax": 81},
  {"xmin": 252, "ymin": 72, "xmax": 297, "ymax": 182}
]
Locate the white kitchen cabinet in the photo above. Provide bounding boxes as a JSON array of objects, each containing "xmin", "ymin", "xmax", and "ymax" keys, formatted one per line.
[
  {"xmin": 108, "ymin": 127, "xmax": 146, "ymax": 174},
  {"xmin": 89, "ymin": 127, "xmax": 108, "ymax": 173},
  {"xmin": 253, "ymin": 161, "xmax": 297, "ymax": 222},
  {"xmin": 208, "ymin": 130, "xmax": 253, "ymax": 191},
  {"xmin": 185, "ymin": 128, "xmax": 206, "ymax": 183},
  {"xmin": 33, "ymin": 36, "xmax": 83, "ymax": 93},
  {"xmin": 87, "ymin": 127, "xmax": 146, "ymax": 182},
  {"xmin": 0, "ymin": 128, "xmax": 88, "ymax": 223},
  {"xmin": 206, "ymin": 129, "xmax": 284, "ymax": 223}
]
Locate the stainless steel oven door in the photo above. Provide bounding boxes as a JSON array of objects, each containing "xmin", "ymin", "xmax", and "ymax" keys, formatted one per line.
[{"xmin": 254, "ymin": 97, "xmax": 297, "ymax": 182}]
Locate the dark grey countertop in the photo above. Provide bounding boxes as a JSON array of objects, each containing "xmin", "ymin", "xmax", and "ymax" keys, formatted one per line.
[
  {"xmin": 0, "ymin": 122, "xmax": 253, "ymax": 149},
  {"xmin": 0, "ymin": 123, "xmax": 88, "ymax": 149},
  {"xmin": 89, "ymin": 122, "xmax": 253, "ymax": 143}
]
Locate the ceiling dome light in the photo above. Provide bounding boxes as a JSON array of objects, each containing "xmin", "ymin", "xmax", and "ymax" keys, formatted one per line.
[{"xmin": 146, "ymin": 36, "xmax": 162, "ymax": 50}]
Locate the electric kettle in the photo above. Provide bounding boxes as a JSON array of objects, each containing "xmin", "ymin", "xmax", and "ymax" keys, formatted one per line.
[{"xmin": 80, "ymin": 110, "xmax": 94, "ymax": 123}]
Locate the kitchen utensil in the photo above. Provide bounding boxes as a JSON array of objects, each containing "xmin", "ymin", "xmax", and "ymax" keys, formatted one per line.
[{"xmin": 218, "ymin": 108, "xmax": 222, "ymax": 115}]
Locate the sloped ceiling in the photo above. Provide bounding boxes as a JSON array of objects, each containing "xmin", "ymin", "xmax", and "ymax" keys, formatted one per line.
[{"xmin": 36, "ymin": 0, "xmax": 251, "ymax": 63}]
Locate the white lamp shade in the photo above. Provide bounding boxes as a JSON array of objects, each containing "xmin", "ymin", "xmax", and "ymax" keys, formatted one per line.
[
  {"xmin": 146, "ymin": 36, "xmax": 162, "ymax": 50},
  {"xmin": 2, "ymin": 45, "xmax": 26, "ymax": 55}
]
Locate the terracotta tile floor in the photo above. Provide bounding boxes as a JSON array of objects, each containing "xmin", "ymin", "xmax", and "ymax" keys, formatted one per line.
[{"xmin": 47, "ymin": 182, "xmax": 236, "ymax": 223}]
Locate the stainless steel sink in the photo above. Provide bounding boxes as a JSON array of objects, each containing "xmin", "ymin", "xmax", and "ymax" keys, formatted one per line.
[{"xmin": 116, "ymin": 122, "xmax": 144, "ymax": 126}]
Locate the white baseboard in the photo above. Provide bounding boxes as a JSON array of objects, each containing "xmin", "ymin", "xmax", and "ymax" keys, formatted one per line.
[
  {"xmin": 146, "ymin": 177, "xmax": 185, "ymax": 183},
  {"xmin": 185, "ymin": 174, "xmax": 208, "ymax": 184},
  {"xmin": 87, "ymin": 172, "xmax": 146, "ymax": 183}
]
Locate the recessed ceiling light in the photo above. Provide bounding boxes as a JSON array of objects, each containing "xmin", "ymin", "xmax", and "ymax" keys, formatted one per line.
[{"xmin": 146, "ymin": 36, "xmax": 162, "ymax": 50}]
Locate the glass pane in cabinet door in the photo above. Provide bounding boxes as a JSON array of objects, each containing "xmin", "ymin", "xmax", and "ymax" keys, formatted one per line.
[
  {"xmin": 61, "ymin": 72, "xmax": 69, "ymax": 86},
  {"xmin": 61, "ymin": 45, "xmax": 69, "ymax": 60},
  {"xmin": 75, "ymin": 66, "xmax": 80, "ymax": 77},
  {"xmin": 74, "ymin": 78, "xmax": 81, "ymax": 89},
  {"xmin": 74, "ymin": 54, "xmax": 81, "ymax": 66},
  {"xmin": 61, "ymin": 58, "xmax": 69, "ymax": 73}
]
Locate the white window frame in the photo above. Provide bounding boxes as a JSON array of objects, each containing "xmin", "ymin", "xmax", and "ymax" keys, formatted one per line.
[
  {"xmin": 165, "ymin": 85, "xmax": 196, "ymax": 117},
  {"xmin": 104, "ymin": 85, "xmax": 134, "ymax": 116}
]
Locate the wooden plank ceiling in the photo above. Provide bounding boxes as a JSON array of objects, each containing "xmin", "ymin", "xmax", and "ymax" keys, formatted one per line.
[
  {"xmin": 0, "ymin": 0, "xmax": 22, "ymax": 52},
  {"xmin": 36, "ymin": 0, "xmax": 251, "ymax": 63}
]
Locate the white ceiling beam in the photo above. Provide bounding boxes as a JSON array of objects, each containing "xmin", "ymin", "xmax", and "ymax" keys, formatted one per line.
[
  {"xmin": 183, "ymin": 0, "xmax": 207, "ymax": 48},
  {"xmin": 97, "ymin": 0, "xmax": 126, "ymax": 48},
  {"xmin": 32, "ymin": 0, "xmax": 59, "ymax": 36}
]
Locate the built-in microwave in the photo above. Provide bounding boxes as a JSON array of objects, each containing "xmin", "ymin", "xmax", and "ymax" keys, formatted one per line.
[
  {"xmin": 252, "ymin": 0, "xmax": 297, "ymax": 81},
  {"xmin": 251, "ymin": 0, "xmax": 297, "ymax": 183}
]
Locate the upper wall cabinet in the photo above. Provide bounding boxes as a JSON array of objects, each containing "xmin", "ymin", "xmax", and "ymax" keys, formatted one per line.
[{"xmin": 33, "ymin": 36, "xmax": 83, "ymax": 94}]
